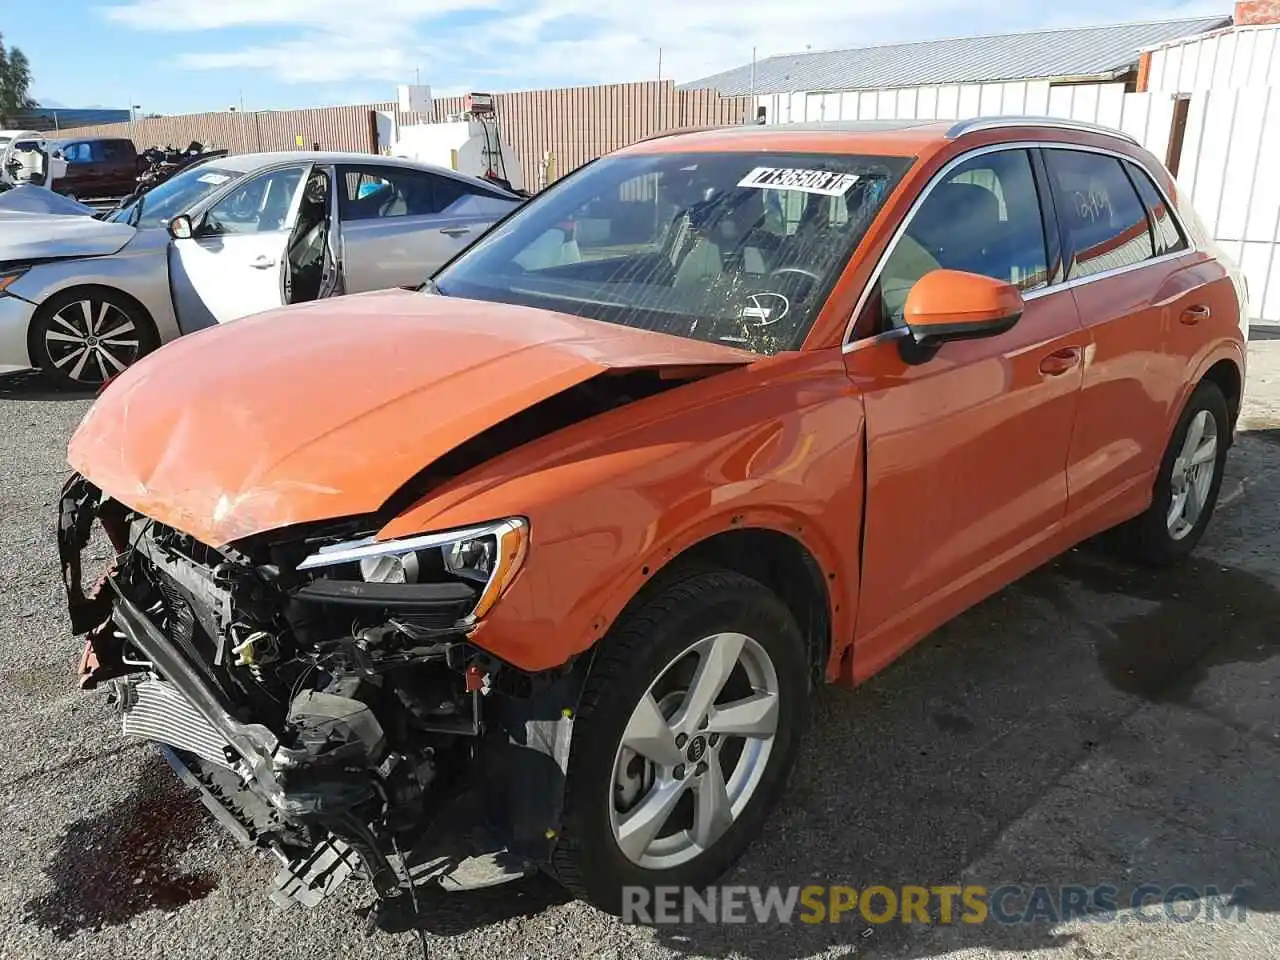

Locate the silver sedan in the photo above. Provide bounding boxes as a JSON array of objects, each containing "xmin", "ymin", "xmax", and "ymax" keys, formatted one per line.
[{"xmin": 0, "ymin": 152, "xmax": 521, "ymax": 388}]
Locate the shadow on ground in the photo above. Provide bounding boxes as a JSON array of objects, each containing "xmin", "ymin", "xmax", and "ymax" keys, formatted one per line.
[
  {"xmin": 20, "ymin": 754, "xmax": 218, "ymax": 940},
  {"xmin": 0, "ymin": 370, "xmax": 95, "ymax": 402}
]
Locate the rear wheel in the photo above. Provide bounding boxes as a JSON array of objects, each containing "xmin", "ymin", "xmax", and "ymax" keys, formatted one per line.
[
  {"xmin": 550, "ymin": 569, "xmax": 809, "ymax": 915},
  {"xmin": 1111, "ymin": 380, "xmax": 1230, "ymax": 566},
  {"xmin": 30, "ymin": 288, "xmax": 158, "ymax": 390}
]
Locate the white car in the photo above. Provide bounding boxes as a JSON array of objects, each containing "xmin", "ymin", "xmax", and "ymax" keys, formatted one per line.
[{"xmin": 0, "ymin": 151, "xmax": 522, "ymax": 388}]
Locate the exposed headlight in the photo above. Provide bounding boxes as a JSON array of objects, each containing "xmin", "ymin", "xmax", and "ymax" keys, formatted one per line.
[
  {"xmin": 0, "ymin": 267, "xmax": 29, "ymax": 296},
  {"xmin": 298, "ymin": 518, "xmax": 528, "ymax": 620}
]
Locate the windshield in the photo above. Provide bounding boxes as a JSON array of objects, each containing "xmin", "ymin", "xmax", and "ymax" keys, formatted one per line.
[
  {"xmin": 434, "ymin": 151, "xmax": 911, "ymax": 354},
  {"xmin": 107, "ymin": 164, "xmax": 242, "ymax": 229}
]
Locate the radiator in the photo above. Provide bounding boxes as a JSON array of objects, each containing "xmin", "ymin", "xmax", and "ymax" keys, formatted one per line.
[{"xmin": 119, "ymin": 676, "xmax": 235, "ymax": 771}]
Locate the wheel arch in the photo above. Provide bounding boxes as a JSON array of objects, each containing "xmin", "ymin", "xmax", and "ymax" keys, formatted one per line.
[
  {"xmin": 1200, "ymin": 356, "xmax": 1243, "ymax": 438},
  {"xmin": 607, "ymin": 524, "xmax": 836, "ymax": 689},
  {"xmin": 26, "ymin": 282, "xmax": 161, "ymax": 368}
]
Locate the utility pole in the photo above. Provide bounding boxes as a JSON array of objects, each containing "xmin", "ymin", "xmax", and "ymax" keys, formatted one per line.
[{"xmin": 657, "ymin": 46, "xmax": 664, "ymax": 130}]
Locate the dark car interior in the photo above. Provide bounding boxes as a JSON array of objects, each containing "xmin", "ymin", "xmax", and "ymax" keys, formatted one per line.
[{"xmin": 284, "ymin": 170, "xmax": 335, "ymax": 304}]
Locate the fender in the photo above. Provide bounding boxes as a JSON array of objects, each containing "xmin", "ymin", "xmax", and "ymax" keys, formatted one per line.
[
  {"xmin": 382, "ymin": 351, "xmax": 868, "ymax": 673},
  {"xmin": 576, "ymin": 504, "xmax": 857, "ymax": 681},
  {"xmin": 1167, "ymin": 338, "xmax": 1246, "ymax": 442}
]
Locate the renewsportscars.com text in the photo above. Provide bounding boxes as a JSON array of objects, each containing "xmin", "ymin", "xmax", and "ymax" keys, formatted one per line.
[{"xmin": 622, "ymin": 884, "xmax": 1250, "ymax": 925}]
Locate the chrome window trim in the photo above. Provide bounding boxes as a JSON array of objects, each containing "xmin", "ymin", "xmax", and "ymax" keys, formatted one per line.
[{"xmin": 840, "ymin": 140, "xmax": 1196, "ymax": 353}]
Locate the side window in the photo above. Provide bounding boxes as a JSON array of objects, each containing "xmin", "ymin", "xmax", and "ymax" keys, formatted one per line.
[
  {"xmin": 202, "ymin": 166, "xmax": 306, "ymax": 235},
  {"xmin": 1127, "ymin": 163, "xmax": 1189, "ymax": 256},
  {"xmin": 430, "ymin": 175, "xmax": 468, "ymax": 213},
  {"xmin": 62, "ymin": 143, "xmax": 89, "ymax": 163},
  {"xmin": 102, "ymin": 141, "xmax": 131, "ymax": 163},
  {"xmin": 1044, "ymin": 150, "xmax": 1154, "ymax": 280},
  {"xmin": 877, "ymin": 149, "xmax": 1049, "ymax": 328},
  {"xmin": 337, "ymin": 166, "xmax": 460, "ymax": 221}
]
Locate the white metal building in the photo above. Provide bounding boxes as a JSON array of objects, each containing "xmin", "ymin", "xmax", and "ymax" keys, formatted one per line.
[{"xmin": 682, "ymin": 9, "xmax": 1280, "ymax": 324}]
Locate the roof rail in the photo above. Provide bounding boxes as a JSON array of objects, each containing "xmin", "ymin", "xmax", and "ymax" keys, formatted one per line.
[
  {"xmin": 636, "ymin": 123, "xmax": 734, "ymax": 143},
  {"xmin": 946, "ymin": 116, "xmax": 1140, "ymax": 146}
]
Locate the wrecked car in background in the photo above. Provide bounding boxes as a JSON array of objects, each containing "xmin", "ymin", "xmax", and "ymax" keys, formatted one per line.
[
  {"xmin": 59, "ymin": 118, "xmax": 1246, "ymax": 927},
  {"xmin": 1, "ymin": 152, "xmax": 519, "ymax": 388}
]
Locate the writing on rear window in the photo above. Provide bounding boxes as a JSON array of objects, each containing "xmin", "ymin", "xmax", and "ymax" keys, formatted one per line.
[{"xmin": 737, "ymin": 167, "xmax": 860, "ymax": 196}]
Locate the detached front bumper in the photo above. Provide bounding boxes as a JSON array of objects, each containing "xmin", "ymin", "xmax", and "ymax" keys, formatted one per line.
[{"xmin": 0, "ymin": 294, "xmax": 36, "ymax": 376}]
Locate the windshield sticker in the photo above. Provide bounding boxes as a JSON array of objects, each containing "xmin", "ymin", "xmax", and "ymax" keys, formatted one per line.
[
  {"xmin": 197, "ymin": 172, "xmax": 231, "ymax": 185},
  {"xmin": 737, "ymin": 167, "xmax": 859, "ymax": 196}
]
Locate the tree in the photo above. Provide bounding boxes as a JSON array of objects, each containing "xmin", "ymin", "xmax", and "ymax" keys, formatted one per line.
[{"xmin": 0, "ymin": 33, "xmax": 35, "ymax": 125}]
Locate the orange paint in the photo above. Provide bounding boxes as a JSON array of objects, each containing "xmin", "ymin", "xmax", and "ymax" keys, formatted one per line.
[{"xmin": 68, "ymin": 122, "xmax": 1247, "ymax": 683}]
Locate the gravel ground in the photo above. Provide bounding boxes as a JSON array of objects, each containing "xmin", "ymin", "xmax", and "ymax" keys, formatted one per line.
[{"xmin": 1, "ymin": 340, "xmax": 1279, "ymax": 960}]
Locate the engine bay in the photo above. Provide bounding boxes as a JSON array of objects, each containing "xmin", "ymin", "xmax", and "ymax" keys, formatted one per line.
[{"xmin": 57, "ymin": 473, "xmax": 579, "ymax": 918}]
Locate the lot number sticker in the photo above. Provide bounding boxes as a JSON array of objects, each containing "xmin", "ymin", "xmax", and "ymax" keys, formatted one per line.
[{"xmin": 737, "ymin": 167, "xmax": 859, "ymax": 196}]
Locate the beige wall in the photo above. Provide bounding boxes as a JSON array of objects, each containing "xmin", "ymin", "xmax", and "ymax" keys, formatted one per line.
[{"xmin": 55, "ymin": 81, "xmax": 751, "ymax": 186}]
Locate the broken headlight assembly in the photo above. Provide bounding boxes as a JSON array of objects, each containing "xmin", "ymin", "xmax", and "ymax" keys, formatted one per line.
[{"xmin": 296, "ymin": 517, "xmax": 529, "ymax": 621}]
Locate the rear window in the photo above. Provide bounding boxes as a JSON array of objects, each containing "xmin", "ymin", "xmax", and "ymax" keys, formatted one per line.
[
  {"xmin": 1127, "ymin": 164, "xmax": 1188, "ymax": 257},
  {"xmin": 1044, "ymin": 149, "xmax": 1154, "ymax": 280}
]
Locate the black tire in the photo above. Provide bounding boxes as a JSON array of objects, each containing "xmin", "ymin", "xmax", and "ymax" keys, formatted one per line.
[
  {"xmin": 1111, "ymin": 380, "xmax": 1230, "ymax": 567},
  {"xmin": 550, "ymin": 569, "xmax": 809, "ymax": 916},
  {"xmin": 29, "ymin": 287, "xmax": 158, "ymax": 391}
]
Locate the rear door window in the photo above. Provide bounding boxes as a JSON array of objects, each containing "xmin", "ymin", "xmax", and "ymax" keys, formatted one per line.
[
  {"xmin": 1044, "ymin": 149, "xmax": 1155, "ymax": 280},
  {"xmin": 1127, "ymin": 164, "xmax": 1189, "ymax": 257}
]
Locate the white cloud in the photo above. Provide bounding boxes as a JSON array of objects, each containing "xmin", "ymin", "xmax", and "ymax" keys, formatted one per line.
[{"xmin": 101, "ymin": 0, "xmax": 1233, "ymax": 92}]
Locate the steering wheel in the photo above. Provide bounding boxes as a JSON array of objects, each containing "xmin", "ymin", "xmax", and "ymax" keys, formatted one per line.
[{"xmin": 767, "ymin": 265, "xmax": 823, "ymax": 286}]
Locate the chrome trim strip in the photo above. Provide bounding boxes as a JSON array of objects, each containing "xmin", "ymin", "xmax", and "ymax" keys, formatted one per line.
[
  {"xmin": 946, "ymin": 116, "xmax": 1139, "ymax": 146},
  {"xmin": 1021, "ymin": 248, "xmax": 1191, "ymax": 300},
  {"xmin": 296, "ymin": 520, "xmax": 518, "ymax": 571},
  {"xmin": 840, "ymin": 139, "xmax": 1196, "ymax": 354}
]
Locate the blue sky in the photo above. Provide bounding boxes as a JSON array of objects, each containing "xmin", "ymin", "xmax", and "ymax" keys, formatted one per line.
[{"xmin": 8, "ymin": 0, "xmax": 1229, "ymax": 115}]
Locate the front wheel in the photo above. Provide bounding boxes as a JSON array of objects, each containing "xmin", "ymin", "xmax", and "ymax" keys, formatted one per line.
[
  {"xmin": 30, "ymin": 288, "xmax": 158, "ymax": 390},
  {"xmin": 551, "ymin": 569, "xmax": 809, "ymax": 915},
  {"xmin": 1112, "ymin": 379, "xmax": 1230, "ymax": 566}
]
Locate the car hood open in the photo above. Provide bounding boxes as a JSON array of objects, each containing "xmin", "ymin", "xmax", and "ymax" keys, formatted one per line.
[{"xmin": 69, "ymin": 289, "xmax": 755, "ymax": 546}]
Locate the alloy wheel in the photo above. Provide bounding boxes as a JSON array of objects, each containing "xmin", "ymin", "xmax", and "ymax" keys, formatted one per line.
[
  {"xmin": 1167, "ymin": 409, "xmax": 1219, "ymax": 541},
  {"xmin": 43, "ymin": 298, "xmax": 141, "ymax": 385},
  {"xmin": 609, "ymin": 631, "xmax": 780, "ymax": 870}
]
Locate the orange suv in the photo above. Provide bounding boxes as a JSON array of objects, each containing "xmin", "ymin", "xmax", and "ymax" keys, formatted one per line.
[{"xmin": 59, "ymin": 118, "xmax": 1248, "ymax": 921}]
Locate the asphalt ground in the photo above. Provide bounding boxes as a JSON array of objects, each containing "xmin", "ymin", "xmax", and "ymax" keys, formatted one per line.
[{"xmin": 0, "ymin": 338, "xmax": 1278, "ymax": 960}]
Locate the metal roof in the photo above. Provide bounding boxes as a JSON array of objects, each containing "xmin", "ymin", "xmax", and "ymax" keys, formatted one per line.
[{"xmin": 679, "ymin": 16, "xmax": 1231, "ymax": 95}]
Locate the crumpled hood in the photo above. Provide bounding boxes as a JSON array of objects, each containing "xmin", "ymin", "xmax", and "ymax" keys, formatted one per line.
[
  {"xmin": 0, "ymin": 203, "xmax": 135, "ymax": 262},
  {"xmin": 69, "ymin": 289, "xmax": 754, "ymax": 546}
]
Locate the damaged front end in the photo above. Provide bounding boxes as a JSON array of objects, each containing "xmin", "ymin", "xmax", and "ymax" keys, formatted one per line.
[{"xmin": 58, "ymin": 474, "xmax": 580, "ymax": 917}]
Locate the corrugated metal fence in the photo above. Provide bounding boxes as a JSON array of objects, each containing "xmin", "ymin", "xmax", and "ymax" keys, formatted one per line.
[
  {"xmin": 1143, "ymin": 25, "xmax": 1280, "ymax": 322},
  {"xmin": 53, "ymin": 81, "xmax": 751, "ymax": 186}
]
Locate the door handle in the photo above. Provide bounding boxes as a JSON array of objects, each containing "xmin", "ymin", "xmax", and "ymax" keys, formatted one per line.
[
  {"xmin": 439, "ymin": 227, "xmax": 472, "ymax": 238},
  {"xmin": 250, "ymin": 256, "xmax": 277, "ymax": 269},
  {"xmin": 1039, "ymin": 347, "xmax": 1082, "ymax": 376},
  {"xmin": 1180, "ymin": 304, "xmax": 1211, "ymax": 325}
]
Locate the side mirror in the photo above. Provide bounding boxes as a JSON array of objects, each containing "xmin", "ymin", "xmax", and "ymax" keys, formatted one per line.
[
  {"xmin": 899, "ymin": 269, "xmax": 1024, "ymax": 364},
  {"xmin": 169, "ymin": 214, "xmax": 194, "ymax": 240}
]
